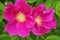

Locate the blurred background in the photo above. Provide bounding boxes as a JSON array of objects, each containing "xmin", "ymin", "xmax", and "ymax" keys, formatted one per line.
[{"xmin": 0, "ymin": 0, "xmax": 60, "ymax": 40}]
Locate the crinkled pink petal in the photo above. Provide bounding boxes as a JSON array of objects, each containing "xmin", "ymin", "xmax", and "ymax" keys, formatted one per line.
[
  {"xmin": 16, "ymin": 23, "xmax": 30, "ymax": 38},
  {"xmin": 25, "ymin": 20, "xmax": 35, "ymax": 28},
  {"xmin": 15, "ymin": 0, "xmax": 26, "ymax": 5},
  {"xmin": 42, "ymin": 8, "xmax": 54, "ymax": 22},
  {"xmin": 32, "ymin": 27, "xmax": 50, "ymax": 36},
  {"xmin": 34, "ymin": 4, "xmax": 46, "ymax": 11},
  {"xmin": 32, "ymin": 4, "xmax": 46, "ymax": 17},
  {"xmin": 25, "ymin": 16, "xmax": 35, "ymax": 28},
  {"xmin": 42, "ymin": 19, "xmax": 57, "ymax": 29},
  {"xmin": 15, "ymin": 0, "xmax": 32, "ymax": 15},
  {"xmin": 32, "ymin": 28, "xmax": 41, "ymax": 36},
  {"xmin": 4, "ymin": 4, "xmax": 17, "ymax": 22},
  {"xmin": 4, "ymin": 23, "xmax": 17, "ymax": 36}
]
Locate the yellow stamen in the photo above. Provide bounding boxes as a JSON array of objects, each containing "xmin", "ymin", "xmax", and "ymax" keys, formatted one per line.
[
  {"xmin": 35, "ymin": 16, "xmax": 42, "ymax": 25},
  {"xmin": 16, "ymin": 12, "xmax": 26, "ymax": 22}
]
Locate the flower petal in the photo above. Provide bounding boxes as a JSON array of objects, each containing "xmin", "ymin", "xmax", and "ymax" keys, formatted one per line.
[
  {"xmin": 15, "ymin": 0, "xmax": 32, "ymax": 15},
  {"xmin": 42, "ymin": 19, "xmax": 57, "ymax": 29},
  {"xmin": 4, "ymin": 4, "xmax": 17, "ymax": 22},
  {"xmin": 32, "ymin": 4, "xmax": 46, "ymax": 17},
  {"xmin": 25, "ymin": 16, "xmax": 35, "ymax": 28},
  {"xmin": 26, "ymin": 20, "xmax": 35, "ymax": 28},
  {"xmin": 16, "ymin": 23, "xmax": 30, "ymax": 38},
  {"xmin": 32, "ymin": 27, "xmax": 50, "ymax": 36},
  {"xmin": 4, "ymin": 23, "xmax": 17, "ymax": 36},
  {"xmin": 43, "ymin": 8, "xmax": 54, "ymax": 22}
]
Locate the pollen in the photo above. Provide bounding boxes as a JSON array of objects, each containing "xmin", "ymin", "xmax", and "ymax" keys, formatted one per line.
[
  {"xmin": 35, "ymin": 16, "xmax": 42, "ymax": 25},
  {"xmin": 16, "ymin": 12, "xmax": 26, "ymax": 22}
]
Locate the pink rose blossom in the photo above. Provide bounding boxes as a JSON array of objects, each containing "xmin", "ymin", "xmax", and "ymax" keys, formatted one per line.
[
  {"xmin": 4, "ymin": 0, "xmax": 34, "ymax": 38},
  {"xmin": 32, "ymin": 4, "xmax": 57, "ymax": 36}
]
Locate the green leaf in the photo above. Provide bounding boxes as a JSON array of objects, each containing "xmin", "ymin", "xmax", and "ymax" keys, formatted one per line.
[
  {"xmin": 45, "ymin": 0, "xmax": 60, "ymax": 9},
  {"xmin": 55, "ymin": 11, "xmax": 60, "ymax": 17},
  {"xmin": 0, "ymin": 2, "xmax": 4, "ymax": 10},
  {"xmin": 30, "ymin": 32, "xmax": 36, "ymax": 40},
  {"xmin": 0, "ymin": 11, "xmax": 3, "ymax": 22},
  {"xmin": 35, "ymin": 0, "xmax": 44, "ymax": 6},
  {"xmin": 54, "ymin": 15, "xmax": 60, "ymax": 36},
  {"xmin": 55, "ymin": 0, "xmax": 60, "ymax": 11},
  {"xmin": 5, "ymin": 1, "xmax": 13, "ymax": 5},
  {"xmin": 35, "ymin": 36, "xmax": 39, "ymax": 40},
  {"xmin": 0, "ymin": 21, "xmax": 5, "ymax": 34},
  {"xmin": 35, "ymin": 36, "xmax": 45, "ymax": 40},
  {"xmin": 0, "ymin": 21, "xmax": 5, "ymax": 28},
  {"xmin": 55, "ymin": 1, "xmax": 60, "ymax": 17},
  {"xmin": 51, "ymin": 0, "xmax": 57, "ymax": 8},
  {"xmin": 10, "ymin": 36, "xmax": 20, "ymax": 40},
  {"xmin": 0, "ymin": 34, "xmax": 10, "ymax": 40},
  {"xmin": 26, "ymin": 36, "xmax": 32, "ymax": 40},
  {"xmin": 46, "ymin": 35, "xmax": 60, "ymax": 40},
  {"xmin": 45, "ymin": 0, "xmax": 57, "ymax": 9},
  {"xmin": 45, "ymin": 0, "xmax": 53, "ymax": 9},
  {"xmin": 27, "ymin": 0, "xmax": 37, "ymax": 3}
]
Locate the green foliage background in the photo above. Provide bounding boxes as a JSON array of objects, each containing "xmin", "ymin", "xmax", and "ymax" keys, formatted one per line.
[{"xmin": 0, "ymin": 0, "xmax": 60, "ymax": 40}]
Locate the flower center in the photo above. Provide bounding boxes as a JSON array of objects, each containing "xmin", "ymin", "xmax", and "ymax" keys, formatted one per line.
[
  {"xmin": 35, "ymin": 16, "xmax": 42, "ymax": 25},
  {"xmin": 16, "ymin": 12, "xmax": 26, "ymax": 22}
]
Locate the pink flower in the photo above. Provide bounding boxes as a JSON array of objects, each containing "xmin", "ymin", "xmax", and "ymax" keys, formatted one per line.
[
  {"xmin": 4, "ymin": 0, "xmax": 34, "ymax": 38},
  {"xmin": 32, "ymin": 4, "xmax": 57, "ymax": 36},
  {"xmin": 4, "ymin": 0, "xmax": 57, "ymax": 38}
]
